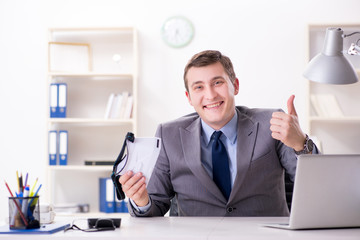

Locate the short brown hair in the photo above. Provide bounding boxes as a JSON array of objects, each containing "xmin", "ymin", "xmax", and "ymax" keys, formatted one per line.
[{"xmin": 183, "ymin": 50, "xmax": 236, "ymax": 92}]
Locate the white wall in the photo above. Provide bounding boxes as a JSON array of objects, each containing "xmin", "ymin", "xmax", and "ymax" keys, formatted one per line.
[{"xmin": 0, "ymin": 0, "xmax": 359, "ymax": 221}]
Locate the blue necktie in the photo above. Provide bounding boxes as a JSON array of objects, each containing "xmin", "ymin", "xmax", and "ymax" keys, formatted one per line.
[{"xmin": 212, "ymin": 131, "xmax": 231, "ymax": 200}]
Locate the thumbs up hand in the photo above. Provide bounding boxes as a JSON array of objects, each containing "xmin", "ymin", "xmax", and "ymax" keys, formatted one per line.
[{"xmin": 270, "ymin": 95, "xmax": 306, "ymax": 151}]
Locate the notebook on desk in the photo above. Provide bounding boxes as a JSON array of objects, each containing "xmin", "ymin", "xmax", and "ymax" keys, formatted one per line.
[
  {"xmin": 0, "ymin": 222, "xmax": 70, "ymax": 234},
  {"xmin": 264, "ymin": 154, "xmax": 360, "ymax": 230}
]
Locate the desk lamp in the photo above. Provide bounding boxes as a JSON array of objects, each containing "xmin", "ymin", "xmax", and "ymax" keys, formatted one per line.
[{"xmin": 303, "ymin": 27, "xmax": 359, "ymax": 85}]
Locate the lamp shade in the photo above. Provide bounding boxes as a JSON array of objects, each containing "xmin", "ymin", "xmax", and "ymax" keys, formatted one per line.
[{"xmin": 303, "ymin": 27, "xmax": 358, "ymax": 85}]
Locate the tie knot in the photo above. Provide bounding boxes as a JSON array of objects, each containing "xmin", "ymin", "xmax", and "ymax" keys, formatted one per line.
[{"xmin": 212, "ymin": 131, "xmax": 223, "ymax": 141}]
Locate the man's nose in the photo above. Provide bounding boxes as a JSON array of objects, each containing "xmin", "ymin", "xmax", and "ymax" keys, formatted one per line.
[{"xmin": 204, "ymin": 86, "xmax": 217, "ymax": 100}]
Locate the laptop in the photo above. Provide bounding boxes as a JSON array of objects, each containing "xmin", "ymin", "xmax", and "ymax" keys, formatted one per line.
[{"xmin": 265, "ymin": 154, "xmax": 360, "ymax": 230}]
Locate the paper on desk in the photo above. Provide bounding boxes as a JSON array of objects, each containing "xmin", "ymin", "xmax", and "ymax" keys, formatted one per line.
[{"xmin": 116, "ymin": 137, "xmax": 161, "ymax": 185}]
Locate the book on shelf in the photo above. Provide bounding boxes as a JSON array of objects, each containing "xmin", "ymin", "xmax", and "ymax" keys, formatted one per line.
[
  {"xmin": 113, "ymin": 91, "xmax": 128, "ymax": 119},
  {"xmin": 124, "ymin": 95, "xmax": 133, "ymax": 119},
  {"xmin": 104, "ymin": 93, "xmax": 115, "ymax": 119},
  {"xmin": 84, "ymin": 160, "xmax": 114, "ymax": 166},
  {"xmin": 104, "ymin": 92, "xmax": 133, "ymax": 119},
  {"xmin": 310, "ymin": 94, "xmax": 344, "ymax": 118}
]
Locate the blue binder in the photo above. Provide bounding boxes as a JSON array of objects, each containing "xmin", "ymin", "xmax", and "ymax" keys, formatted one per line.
[
  {"xmin": 49, "ymin": 84, "xmax": 58, "ymax": 118},
  {"xmin": 48, "ymin": 130, "xmax": 57, "ymax": 165},
  {"xmin": 49, "ymin": 83, "xmax": 67, "ymax": 118},
  {"xmin": 122, "ymin": 200, "xmax": 129, "ymax": 213},
  {"xmin": 99, "ymin": 178, "xmax": 116, "ymax": 213},
  {"xmin": 58, "ymin": 130, "xmax": 68, "ymax": 165},
  {"xmin": 57, "ymin": 83, "xmax": 67, "ymax": 118},
  {"xmin": 115, "ymin": 195, "xmax": 128, "ymax": 213}
]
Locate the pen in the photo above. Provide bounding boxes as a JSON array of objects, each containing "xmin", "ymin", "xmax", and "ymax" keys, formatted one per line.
[
  {"xmin": 16, "ymin": 171, "xmax": 20, "ymax": 193},
  {"xmin": 30, "ymin": 177, "xmax": 38, "ymax": 196},
  {"xmin": 19, "ymin": 174, "xmax": 23, "ymax": 193},
  {"xmin": 17, "ymin": 192, "xmax": 23, "ymax": 205},
  {"xmin": 29, "ymin": 184, "xmax": 42, "ymax": 207},
  {"xmin": 24, "ymin": 173, "xmax": 28, "ymax": 189},
  {"xmin": 21, "ymin": 186, "xmax": 30, "ymax": 219},
  {"xmin": 4, "ymin": 180, "xmax": 28, "ymax": 227}
]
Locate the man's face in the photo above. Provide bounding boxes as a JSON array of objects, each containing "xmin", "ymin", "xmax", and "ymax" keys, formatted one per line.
[{"xmin": 185, "ymin": 62, "xmax": 239, "ymax": 130}]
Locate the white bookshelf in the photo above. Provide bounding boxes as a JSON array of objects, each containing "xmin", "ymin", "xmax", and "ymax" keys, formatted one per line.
[
  {"xmin": 306, "ymin": 24, "xmax": 360, "ymax": 154},
  {"xmin": 46, "ymin": 27, "xmax": 138, "ymax": 214}
]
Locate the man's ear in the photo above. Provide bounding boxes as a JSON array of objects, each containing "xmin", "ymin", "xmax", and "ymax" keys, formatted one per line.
[
  {"xmin": 234, "ymin": 78, "xmax": 239, "ymax": 95},
  {"xmin": 185, "ymin": 91, "xmax": 193, "ymax": 106}
]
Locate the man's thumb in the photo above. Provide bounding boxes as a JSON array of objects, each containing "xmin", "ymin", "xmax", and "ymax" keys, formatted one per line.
[{"xmin": 287, "ymin": 95, "xmax": 297, "ymax": 116}]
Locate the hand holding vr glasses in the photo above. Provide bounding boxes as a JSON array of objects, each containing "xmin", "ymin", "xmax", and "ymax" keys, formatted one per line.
[
  {"xmin": 119, "ymin": 171, "xmax": 150, "ymax": 207},
  {"xmin": 111, "ymin": 132, "xmax": 161, "ymax": 207}
]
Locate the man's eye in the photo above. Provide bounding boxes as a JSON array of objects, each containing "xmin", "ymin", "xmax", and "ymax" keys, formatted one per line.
[
  {"xmin": 194, "ymin": 85, "xmax": 202, "ymax": 90},
  {"xmin": 214, "ymin": 81, "xmax": 223, "ymax": 85}
]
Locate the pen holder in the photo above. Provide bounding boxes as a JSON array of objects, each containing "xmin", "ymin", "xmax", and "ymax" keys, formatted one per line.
[{"xmin": 8, "ymin": 196, "xmax": 40, "ymax": 230}]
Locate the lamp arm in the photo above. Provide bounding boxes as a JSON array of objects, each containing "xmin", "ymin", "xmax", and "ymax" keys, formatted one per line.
[{"xmin": 342, "ymin": 31, "xmax": 360, "ymax": 38}]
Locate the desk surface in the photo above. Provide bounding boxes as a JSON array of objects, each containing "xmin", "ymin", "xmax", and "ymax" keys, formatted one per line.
[{"xmin": 0, "ymin": 215, "xmax": 359, "ymax": 239}]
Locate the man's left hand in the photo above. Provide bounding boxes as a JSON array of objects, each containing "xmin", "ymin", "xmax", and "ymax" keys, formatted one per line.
[{"xmin": 270, "ymin": 95, "xmax": 306, "ymax": 151}]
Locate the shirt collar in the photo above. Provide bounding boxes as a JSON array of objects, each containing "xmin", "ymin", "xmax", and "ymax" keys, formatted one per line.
[{"xmin": 201, "ymin": 111, "xmax": 238, "ymax": 146}]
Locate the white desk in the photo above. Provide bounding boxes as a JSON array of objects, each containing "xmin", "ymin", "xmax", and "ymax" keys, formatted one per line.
[{"xmin": 0, "ymin": 216, "xmax": 359, "ymax": 239}]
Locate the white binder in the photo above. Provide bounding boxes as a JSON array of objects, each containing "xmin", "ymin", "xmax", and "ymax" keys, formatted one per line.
[
  {"xmin": 49, "ymin": 84, "xmax": 58, "ymax": 118},
  {"xmin": 48, "ymin": 131, "xmax": 57, "ymax": 165},
  {"xmin": 58, "ymin": 83, "xmax": 67, "ymax": 118},
  {"xmin": 59, "ymin": 130, "xmax": 68, "ymax": 165}
]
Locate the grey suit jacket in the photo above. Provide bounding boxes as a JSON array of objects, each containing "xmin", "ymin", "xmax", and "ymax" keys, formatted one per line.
[{"xmin": 129, "ymin": 106, "xmax": 299, "ymax": 217}]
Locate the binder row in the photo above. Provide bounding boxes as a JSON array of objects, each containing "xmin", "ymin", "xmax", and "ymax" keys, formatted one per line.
[
  {"xmin": 99, "ymin": 178, "xmax": 128, "ymax": 213},
  {"xmin": 104, "ymin": 92, "xmax": 133, "ymax": 119},
  {"xmin": 48, "ymin": 130, "xmax": 68, "ymax": 165},
  {"xmin": 49, "ymin": 83, "xmax": 67, "ymax": 118}
]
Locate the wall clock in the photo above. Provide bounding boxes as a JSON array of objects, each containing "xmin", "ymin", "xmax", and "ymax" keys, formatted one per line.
[{"xmin": 161, "ymin": 16, "xmax": 194, "ymax": 48}]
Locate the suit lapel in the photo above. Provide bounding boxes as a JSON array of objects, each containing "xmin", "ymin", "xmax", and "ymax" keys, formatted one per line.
[
  {"xmin": 179, "ymin": 118, "xmax": 226, "ymax": 203},
  {"xmin": 229, "ymin": 109, "xmax": 259, "ymax": 202}
]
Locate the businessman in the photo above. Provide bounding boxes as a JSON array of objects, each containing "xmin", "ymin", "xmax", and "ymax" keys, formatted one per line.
[{"xmin": 120, "ymin": 50, "xmax": 317, "ymax": 216}]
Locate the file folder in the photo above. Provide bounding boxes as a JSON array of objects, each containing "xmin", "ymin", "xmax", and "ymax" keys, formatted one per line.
[
  {"xmin": 99, "ymin": 178, "xmax": 115, "ymax": 213},
  {"xmin": 0, "ymin": 222, "xmax": 70, "ymax": 234},
  {"xmin": 48, "ymin": 131, "xmax": 57, "ymax": 165},
  {"xmin": 59, "ymin": 130, "xmax": 68, "ymax": 165},
  {"xmin": 115, "ymin": 198, "xmax": 128, "ymax": 213},
  {"xmin": 49, "ymin": 84, "xmax": 58, "ymax": 118},
  {"xmin": 58, "ymin": 83, "xmax": 67, "ymax": 118}
]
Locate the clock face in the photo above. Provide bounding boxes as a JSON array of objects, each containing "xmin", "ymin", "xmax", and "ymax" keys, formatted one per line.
[{"xmin": 161, "ymin": 16, "xmax": 194, "ymax": 48}]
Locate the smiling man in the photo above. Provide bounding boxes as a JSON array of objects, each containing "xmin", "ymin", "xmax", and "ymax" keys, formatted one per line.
[{"xmin": 120, "ymin": 50, "xmax": 317, "ymax": 216}]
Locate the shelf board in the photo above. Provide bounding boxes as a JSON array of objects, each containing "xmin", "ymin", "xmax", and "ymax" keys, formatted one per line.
[
  {"xmin": 48, "ymin": 118, "xmax": 134, "ymax": 124},
  {"xmin": 309, "ymin": 116, "xmax": 360, "ymax": 122},
  {"xmin": 48, "ymin": 165, "xmax": 112, "ymax": 171},
  {"xmin": 49, "ymin": 27, "xmax": 134, "ymax": 32},
  {"xmin": 48, "ymin": 72, "xmax": 133, "ymax": 79}
]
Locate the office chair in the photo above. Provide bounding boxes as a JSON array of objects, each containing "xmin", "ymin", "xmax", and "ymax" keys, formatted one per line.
[
  {"xmin": 284, "ymin": 172, "xmax": 294, "ymax": 211},
  {"xmin": 169, "ymin": 197, "xmax": 179, "ymax": 216}
]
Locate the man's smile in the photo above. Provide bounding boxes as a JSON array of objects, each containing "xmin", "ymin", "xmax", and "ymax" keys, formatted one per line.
[{"xmin": 204, "ymin": 101, "xmax": 223, "ymax": 109}]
